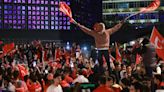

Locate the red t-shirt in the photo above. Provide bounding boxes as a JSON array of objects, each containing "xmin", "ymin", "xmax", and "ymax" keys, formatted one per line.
[
  {"xmin": 65, "ymin": 75, "xmax": 73, "ymax": 84},
  {"xmin": 27, "ymin": 80, "xmax": 42, "ymax": 92},
  {"xmin": 93, "ymin": 85, "xmax": 113, "ymax": 92}
]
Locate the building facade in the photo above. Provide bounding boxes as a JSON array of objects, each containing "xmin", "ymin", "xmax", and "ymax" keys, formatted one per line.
[{"xmin": 103, "ymin": 0, "xmax": 164, "ymax": 27}]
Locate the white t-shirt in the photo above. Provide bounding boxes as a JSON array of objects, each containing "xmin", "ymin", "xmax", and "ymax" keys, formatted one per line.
[
  {"xmin": 46, "ymin": 84, "xmax": 63, "ymax": 92},
  {"xmin": 73, "ymin": 75, "xmax": 89, "ymax": 84}
]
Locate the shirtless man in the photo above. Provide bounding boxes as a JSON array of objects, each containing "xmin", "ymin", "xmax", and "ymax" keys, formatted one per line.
[{"xmin": 74, "ymin": 21, "xmax": 124, "ymax": 75}]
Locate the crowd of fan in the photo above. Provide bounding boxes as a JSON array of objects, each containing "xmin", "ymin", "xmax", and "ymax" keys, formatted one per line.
[{"xmin": 0, "ymin": 41, "xmax": 163, "ymax": 92}]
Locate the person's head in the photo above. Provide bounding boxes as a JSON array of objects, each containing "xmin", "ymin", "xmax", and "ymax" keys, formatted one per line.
[
  {"xmin": 129, "ymin": 82, "xmax": 143, "ymax": 92},
  {"xmin": 98, "ymin": 76, "xmax": 107, "ymax": 85},
  {"xmin": 120, "ymin": 78, "xmax": 130, "ymax": 88},
  {"xmin": 106, "ymin": 76, "xmax": 113, "ymax": 87},
  {"xmin": 93, "ymin": 23, "xmax": 105, "ymax": 33},
  {"xmin": 114, "ymin": 62, "xmax": 121, "ymax": 71},
  {"xmin": 13, "ymin": 70, "xmax": 20, "ymax": 80},
  {"xmin": 53, "ymin": 72, "xmax": 61, "ymax": 86},
  {"xmin": 126, "ymin": 65, "xmax": 132, "ymax": 74},
  {"xmin": 121, "ymin": 64, "xmax": 126, "ymax": 70},
  {"xmin": 154, "ymin": 74, "xmax": 162, "ymax": 85}
]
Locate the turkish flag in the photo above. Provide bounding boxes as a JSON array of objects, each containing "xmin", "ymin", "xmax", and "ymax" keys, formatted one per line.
[
  {"xmin": 136, "ymin": 54, "xmax": 142, "ymax": 65},
  {"xmin": 115, "ymin": 42, "xmax": 122, "ymax": 62},
  {"xmin": 2, "ymin": 42, "xmax": 15, "ymax": 55},
  {"xmin": 59, "ymin": 2, "xmax": 74, "ymax": 22},
  {"xmin": 140, "ymin": 0, "xmax": 160, "ymax": 13},
  {"xmin": 150, "ymin": 27, "xmax": 164, "ymax": 60}
]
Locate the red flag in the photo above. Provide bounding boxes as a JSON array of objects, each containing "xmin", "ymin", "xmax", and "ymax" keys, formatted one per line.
[
  {"xmin": 150, "ymin": 27, "xmax": 164, "ymax": 60},
  {"xmin": 109, "ymin": 54, "xmax": 115, "ymax": 62},
  {"xmin": 124, "ymin": 0, "xmax": 160, "ymax": 21},
  {"xmin": 115, "ymin": 42, "xmax": 122, "ymax": 62},
  {"xmin": 140, "ymin": 0, "xmax": 160, "ymax": 13},
  {"xmin": 2, "ymin": 42, "xmax": 15, "ymax": 54},
  {"xmin": 136, "ymin": 54, "xmax": 142, "ymax": 65},
  {"xmin": 17, "ymin": 64, "xmax": 28, "ymax": 80},
  {"xmin": 59, "ymin": 2, "xmax": 73, "ymax": 22}
]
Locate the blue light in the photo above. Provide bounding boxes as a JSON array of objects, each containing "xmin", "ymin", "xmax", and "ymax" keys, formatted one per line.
[
  {"xmin": 66, "ymin": 45, "xmax": 70, "ymax": 50},
  {"xmin": 83, "ymin": 46, "xmax": 87, "ymax": 51}
]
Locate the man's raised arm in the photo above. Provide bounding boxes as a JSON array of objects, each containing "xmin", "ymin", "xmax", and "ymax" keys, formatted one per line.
[
  {"xmin": 106, "ymin": 20, "xmax": 124, "ymax": 35},
  {"xmin": 76, "ymin": 23, "xmax": 94, "ymax": 36}
]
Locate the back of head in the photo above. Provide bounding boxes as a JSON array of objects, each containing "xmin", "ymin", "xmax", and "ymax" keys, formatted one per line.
[{"xmin": 98, "ymin": 76, "xmax": 107, "ymax": 85}]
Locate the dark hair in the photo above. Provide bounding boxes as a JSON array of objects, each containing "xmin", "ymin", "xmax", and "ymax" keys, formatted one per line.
[
  {"xmin": 54, "ymin": 72, "xmax": 61, "ymax": 79},
  {"xmin": 131, "ymin": 82, "xmax": 143, "ymax": 91},
  {"xmin": 110, "ymin": 74, "xmax": 116, "ymax": 83},
  {"xmin": 98, "ymin": 76, "xmax": 107, "ymax": 85},
  {"xmin": 107, "ymin": 76, "xmax": 113, "ymax": 81},
  {"xmin": 24, "ymin": 75, "xmax": 29, "ymax": 82},
  {"xmin": 154, "ymin": 74, "xmax": 162, "ymax": 82},
  {"xmin": 29, "ymin": 73, "xmax": 37, "ymax": 82},
  {"xmin": 13, "ymin": 70, "xmax": 20, "ymax": 79},
  {"xmin": 121, "ymin": 78, "xmax": 130, "ymax": 86}
]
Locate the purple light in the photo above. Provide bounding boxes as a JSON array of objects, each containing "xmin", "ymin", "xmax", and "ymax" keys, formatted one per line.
[
  {"xmin": 37, "ymin": 7, "xmax": 40, "ymax": 10},
  {"xmin": 45, "ymin": 12, "xmax": 48, "ymax": 15},
  {"xmin": 55, "ymin": 12, "xmax": 58, "ymax": 15},
  {"xmin": 37, "ymin": 17, "xmax": 40, "ymax": 20},
  {"xmin": 28, "ymin": 0, "xmax": 32, "ymax": 3},
  {"xmin": 51, "ymin": 17, "xmax": 54, "ymax": 20},
  {"xmin": 45, "ymin": 16, "xmax": 48, "ymax": 20},
  {"xmin": 55, "ymin": 22, "xmax": 58, "ymax": 25},
  {"xmin": 51, "ymin": 1, "xmax": 54, "ymax": 4},
  {"xmin": 41, "ymin": 7, "xmax": 44, "ymax": 10},
  {"xmin": 51, "ymin": 21, "xmax": 54, "ymax": 25},
  {"xmin": 41, "ymin": 12, "xmax": 44, "ymax": 15},
  {"xmin": 32, "ymin": 6, "xmax": 35, "ymax": 10},
  {"xmin": 51, "ymin": 26, "xmax": 54, "ymax": 29},
  {"xmin": 45, "ymin": 21, "xmax": 48, "ymax": 25},
  {"xmin": 45, "ymin": 1, "xmax": 48, "ymax": 4},
  {"xmin": 36, "ymin": 12, "xmax": 40, "ymax": 15},
  {"xmin": 45, "ymin": 7, "xmax": 48, "ymax": 11},
  {"xmin": 45, "ymin": 26, "xmax": 48, "ymax": 29},
  {"xmin": 41, "ymin": 21, "xmax": 44, "ymax": 24},
  {"xmin": 9, "ymin": 20, "xmax": 12, "ymax": 23},
  {"xmin": 51, "ymin": 12, "xmax": 54, "ymax": 15},
  {"xmin": 55, "ymin": 1, "xmax": 58, "ymax": 5},
  {"xmin": 55, "ymin": 26, "xmax": 58, "ymax": 30},
  {"xmin": 36, "ymin": 1, "xmax": 40, "ymax": 4},
  {"xmin": 22, "ymin": 20, "xmax": 25, "ymax": 24},
  {"xmin": 22, "ymin": 11, "xmax": 25, "ymax": 14},
  {"xmin": 2, "ymin": 0, "xmax": 71, "ymax": 30},
  {"xmin": 37, "ymin": 26, "xmax": 40, "ymax": 29},
  {"xmin": 55, "ymin": 17, "xmax": 58, "ymax": 20},
  {"xmin": 41, "ymin": 1, "xmax": 44, "ymax": 4},
  {"xmin": 41, "ymin": 26, "xmax": 44, "ymax": 29},
  {"xmin": 28, "ymin": 6, "xmax": 31, "ymax": 10},
  {"xmin": 41, "ymin": 16, "xmax": 44, "ymax": 20}
]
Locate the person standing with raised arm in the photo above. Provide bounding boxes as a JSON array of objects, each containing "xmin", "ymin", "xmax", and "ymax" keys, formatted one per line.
[{"xmin": 74, "ymin": 21, "xmax": 124, "ymax": 75}]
